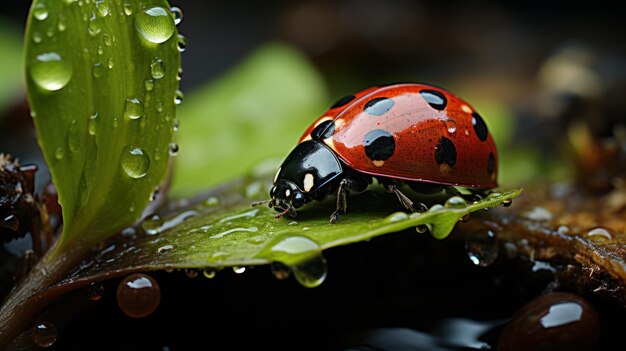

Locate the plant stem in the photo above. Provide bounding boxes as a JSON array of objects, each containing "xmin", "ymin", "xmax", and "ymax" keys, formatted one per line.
[{"xmin": 0, "ymin": 243, "xmax": 85, "ymax": 349}]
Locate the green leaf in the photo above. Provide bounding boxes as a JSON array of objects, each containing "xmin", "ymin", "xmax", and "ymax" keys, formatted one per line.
[
  {"xmin": 64, "ymin": 169, "xmax": 522, "ymax": 288},
  {"xmin": 24, "ymin": 0, "xmax": 181, "ymax": 250},
  {"xmin": 0, "ymin": 19, "xmax": 23, "ymax": 115},
  {"xmin": 171, "ymin": 43, "xmax": 327, "ymax": 196}
]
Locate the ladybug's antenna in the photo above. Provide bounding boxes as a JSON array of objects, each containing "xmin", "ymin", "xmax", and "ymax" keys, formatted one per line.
[
  {"xmin": 274, "ymin": 206, "xmax": 292, "ymax": 219},
  {"xmin": 251, "ymin": 199, "xmax": 271, "ymax": 207}
]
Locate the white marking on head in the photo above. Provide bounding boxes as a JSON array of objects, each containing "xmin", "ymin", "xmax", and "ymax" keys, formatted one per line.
[
  {"xmin": 273, "ymin": 167, "xmax": 281, "ymax": 184},
  {"xmin": 461, "ymin": 104, "xmax": 472, "ymax": 113},
  {"xmin": 373, "ymin": 160, "xmax": 385, "ymax": 167},
  {"xmin": 285, "ymin": 189, "xmax": 291, "ymax": 197},
  {"xmin": 303, "ymin": 173, "xmax": 314, "ymax": 192}
]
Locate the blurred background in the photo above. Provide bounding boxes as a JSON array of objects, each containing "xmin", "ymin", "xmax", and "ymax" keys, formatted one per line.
[{"xmin": 2, "ymin": 1, "xmax": 626, "ymax": 350}]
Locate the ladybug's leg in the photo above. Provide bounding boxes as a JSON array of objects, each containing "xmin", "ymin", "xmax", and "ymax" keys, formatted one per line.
[
  {"xmin": 385, "ymin": 183, "xmax": 428, "ymax": 212},
  {"xmin": 330, "ymin": 177, "xmax": 368, "ymax": 223}
]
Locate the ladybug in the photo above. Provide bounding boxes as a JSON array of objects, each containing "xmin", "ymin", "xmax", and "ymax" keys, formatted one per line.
[{"xmin": 255, "ymin": 83, "xmax": 498, "ymax": 223}]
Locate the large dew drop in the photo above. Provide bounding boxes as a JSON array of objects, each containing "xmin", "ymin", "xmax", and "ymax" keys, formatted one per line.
[
  {"xmin": 150, "ymin": 57, "xmax": 165, "ymax": 79},
  {"xmin": 117, "ymin": 273, "xmax": 161, "ymax": 318},
  {"xmin": 134, "ymin": 7, "xmax": 175, "ymax": 44},
  {"xmin": 124, "ymin": 98, "xmax": 144, "ymax": 120},
  {"xmin": 121, "ymin": 145, "xmax": 150, "ymax": 179},
  {"xmin": 33, "ymin": 3, "xmax": 49, "ymax": 21},
  {"xmin": 30, "ymin": 52, "xmax": 73, "ymax": 91},
  {"xmin": 31, "ymin": 320, "xmax": 57, "ymax": 348}
]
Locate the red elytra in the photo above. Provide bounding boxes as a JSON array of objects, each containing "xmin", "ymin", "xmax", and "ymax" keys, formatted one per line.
[{"xmin": 299, "ymin": 83, "xmax": 498, "ymax": 189}]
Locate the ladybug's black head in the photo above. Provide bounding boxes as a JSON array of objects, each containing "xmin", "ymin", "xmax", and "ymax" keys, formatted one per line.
[
  {"xmin": 268, "ymin": 180, "xmax": 305, "ymax": 218},
  {"xmin": 253, "ymin": 140, "xmax": 344, "ymax": 218}
]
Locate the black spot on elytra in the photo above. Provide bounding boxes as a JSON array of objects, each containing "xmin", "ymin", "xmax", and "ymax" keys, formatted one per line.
[
  {"xmin": 419, "ymin": 90, "xmax": 447, "ymax": 110},
  {"xmin": 330, "ymin": 95, "xmax": 355, "ymax": 109},
  {"xmin": 487, "ymin": 152, "xmax": 495, "ymax": 175},
  {"xmin": 364, "ymin": 97, "xmax": 394, "ymax": 116},
  {"xmin": 310, "ymin": 120, "xmax": 335, "ymax": 140},
  {"xmin": 435, "ymin": 137, "xmax": 457, "ymax": 168},
  {"xmin": 363, "ymin": 129, "xmax": 395, "ymax": 161},
  {"xmin": 472, "ymin": 112, "xmax": 488, "ymax": 142}
]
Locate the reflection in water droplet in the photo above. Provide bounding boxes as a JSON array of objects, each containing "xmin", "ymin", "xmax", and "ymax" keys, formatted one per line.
[
  {"xmin": 97, "ymin": 45, "xmax": 104, "ymax": 55},
  {"xmin": 168, "ymin": 142, "xmax": 179, "ymax": 156},
  {"xmin": 95, "ymin": 0, "xmax": 111, "ymax": 16},
  {"xmin": 33, "ymin": 3, "xmax": 49, "ymax": 21},
  {"xmin": 54, "ymin": 147, "xmax": 64, "ymax": 160},
  {"xmin": 30, "ymin": 52, "xmax": 73, "ymax": 91},
  {"xmin": 88, "ymin": 12, "xmax": 102, "ymax": 36},
  {"xmin": 502, "ymin": 198, "xmax": 513, "ymax": 207},
  {"xmin": 177, "ymin": 34, "xmax": 187, "ymax": 52},
  {"xmin": 415, "ymin": 225, "xmax": 428, "ymax": 234},
  {"xmin": 164, "ymin": 264, "xmax": 174, "ymax": 273},
  {"xmin": 134, "ymin": 7, "xmax": 175, "ymax": 44},
  {"xmin": 157, "ymin": 244, "xmax": 174, "ymax": 253},
  {"xmin": 271, "ymin": 262, "xmax": 291, "ymax": 280},
  {"xmin": 174, "ymin": 90, "xmax": 184, "ymax": 105},
  {"xmin": 259, "ymin": 235, "xmax": 327, "ymax": 287},
  {"xmin": 92, "ymin": 62, "xmax": 104, "ymax": 78},
  {"xmin": 123, "ymin": 0, "xmax": 133, "ymax": 15},
  {"xmin": 444, "ymin": 196, "xmax": 467, "ymax": 209},
  {"xmin": 442, "ymin": 118, "xmax": 457, "ymax": 133},
  {"xmin": 87, "ymin": 282, "xmax": 105, "ymax": 301},
  {"xmin": 465, "ymin": 229, "xmax": 499, "ymax": 267},
  {"xmin": 31, "ymin": 320, "xmax": 57, "ymax": 348},
  {"xmin": 170, "ymin": 6, "xmax": 183, "ymax": 25},
  {"xmin": 292, "ymin": 255, "xmax": 327, "ymax": 288},
  {"xmin": 204, "ymin": 196, "xmax": 220, "ymax": 207},
  {"xmin": 142, "ymin": 214, "xmax": 163, "ymax": 235},
  {"xmin": 67, "ymin": 119, "xmax": 81, "ymax": 153},
  {"xmin": 33, "ymin": 31, "xmax": 43, "ymax": 43},
  {"xmin": 586, "ymin": 227, "xmax": 612, "ymax": 241},
  {"xmin": 177, "ymin": 68, "xmax": 183, "ymax": 81},
  {"xmin": 88, "ymin": 113, "xmax": 98, "ymax": 135},
  {"xmin": 233, "ymin": 266, "xmax": 246, "ymax": 274},
  {"xmin": 203, "ymin": 269, "xmax": 216, "ymax": 279},
  {"xmin": 121, "ymin": 145, "xmax": 150, "ymax": 179},
  {"xmin": 125, "ymin": 98, "xmax": 144, "ymax": 120},
  {"xmin": 185, "ymin": 269, "xmax": 198, "ymax": 279},
  {"xmin": 150, "ymin": 57, "xmax": 165, "ymax": 79},
  {"xmin": 117, "ymin": 273, "xmax": 161, "ymax": 318},
  {"xmin": 145, "ymin": 79, "xmax": 154, "ymax": 91}
]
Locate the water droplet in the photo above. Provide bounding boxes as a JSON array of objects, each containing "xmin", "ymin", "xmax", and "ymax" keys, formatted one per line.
[
  {"xmin": 30, "ymin": 52, "xmax": 73, "ymax": 91},
  {"xmin": 157, "ymin": 244, "xmax": 174, "ymax": 253},
  {"xmin": 30, "ymin": 110, "xmax": 37, "ymax": 118},
  {"xmin": 271, "ymin": 262, "xmax": 291, "ymax": 280},
  {"xmin": 259, "ymin": 235, "xmax": 321, "ymax": 263},
  {"xmin": 46, "ymin": 26, "xmax": 55, "ymax": 38},
  {"xmin": 156, "ymin": 100, "xmax": 164, "ymax": 112},
  {"xmin": 459, "ymin": 213, "xmax": 471, "ymax": 223},
  {"xmin": 185, "ymin": 269, "xmax": 198, "ymax": 279},
  {"xmin": 164, "ymin": 264, "xmax": 174, "ymax": 273},
  {"xmin": 154, "ymin": 147, "xmax": 162, "ymax": 161},
  {"xmin": 121, "ymin": 145, "xmax": 150, "ymax": 179},
  {"xmin": 173, "ymin": 118, "xmax": 180, "ymax": 131},
  {"xmin": 92, "ymin": 62, "xmax": 104, "ymax": 78},
  {"xmin": 168, "ymin": 142, "xmax": 179, "ymax": 156},
  {"xmin": 502, "ymin": 198, "xmax": 513, "ymax": 207},
  {"xmin": 113, "ymin": 117, "xmax": 119, "ymax": 128},
  {"xmin": 33, "ymin": 32, "xmax": 43, "ymax": 43},
  {"xmin": 68, "ymin": 118, "xmax": 81, "ymax": 153},
  {"xmin": 123, "ymin": 0, "xmax": 133, "ymax": 15},
  {"xmin": 121, "ymin": 226, "xmax": 136, "ymax": 237},
  {"xmin": 129, "ymin": 203, "xmax": 136, "ymax": 212},
  {"xmin": 557, "ymin": 225, "xmax": 570, "ymax": 235},
  {"xmin": 142, "ymin": 214, "xmax": 163, "ymax": 235},
  {"xmin": 586, "ymin": 227, "xmax": 612, "ymax": 241},
  {"xmin": 415, "ymin": 225, "xmax": 428, "ymax": 234},
  {"xmin": 288, "ymin": 221, "xmax": 298, "ymax": 226},
  {"xmin": 144, "ymin": 79, "xmax": 154, "ymax": 91},
  {"xmin": 33, "ymin": 3, "xmax": 49, "ymax": 21},
  {"xmin": 292, "ymin": 255, "xmax": 327, "ymax": 288},
  {"xmin": 176, "ymin": 67, "xmax": 183, "ymax": 81},
  {"xmin": 177, "ymin": 34, "xmax": 187, "ymax": 52},
  {"xmin": 88, "ymin": 12, "xmax": 102, "ymax": 36},
  {"xmin": 95, "ymin": 0, "xmax": 111, "ymax": 16},
  {"xmin": 107, "ymin": 57, "xmax": 114, "ymax": 69},
  {"xmin": 384, "ymin": 212, "xmax": 409, "ymax": 222},
  {"xmin": 174, "ymin": 90, "xmax": 184, "ymax": 105},
  {"xmin": 150, "ymin": 57, "xmax": 165, "ymax": 79},
  {"xmin": 54, "ymin": 147, "xmax": 64, "ymax": 160},
  {"xmin": 117, "ymin": 273, "xmax": 161, "ymax": 318},
  {"xmin": 103, "ymin": 33, "xmax": 112, "ymax": 46},
  {"xmin": 88, "ymin": 113, "xmax": 98, "ymax": 135},
  {"xmin": 522, "ymin": 206, "xmax": 553, "ymax": 221},
  {"xmin": 204, "ymin": 196, "xmax": 220, "ymax": 207},
  {"xmin": 135, "ymin": 7, "xmax": 175, "ymax": 44},
  {"xmin": 170, "ymin": 6, "xmax": 183, "ymax": 25},
  {"xmin": 443, "ymin": 118, "xmax": 457, "ymax": 133},
  {"xmin": 97, "ymin": 45, "xmax": 104, "ymax": 55},
  {"xmin": 149, "ymin": 186, "xmax": 160, "ymax": 201},
  {"xmin": 57, "ymin": 16, "xmax": 67, "ymax": 31},
  {"xmin": 465, "ymin": 229, "xmax": 499, "ymax": 267},
  {"xmin": 203, "ymin": 269, "xmax": 216, "ymax": 279},
  {"xmin": 31, "ymin": 321, "xmax": 57, "ymax": 348},
  {"xmin": 233, "ymin": 266, "xmax": 246, "ymax": 274},
  {"xmin": 444, "ymin": 196, "xmax": 467, "ymax": 209},
  {"xmin": 125, "ymin": 98, "xmax": 144, "ymax": 120},
  {"xmin": 87, "ymin": 282, "xmax": 104, "ymax": 301}
]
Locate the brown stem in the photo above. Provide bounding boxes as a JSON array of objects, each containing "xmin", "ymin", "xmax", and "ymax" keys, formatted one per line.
[{"xmin": 0, "ymin": 241, "xmax": 87, "ymax": 349}]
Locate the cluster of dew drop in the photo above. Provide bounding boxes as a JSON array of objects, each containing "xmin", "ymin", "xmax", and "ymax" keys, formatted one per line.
[
  {"xmin": 26, "ymin": 2, "xmax": 187, "ymax": 346},
  {"xmin": 28, "ymin": 1, "xmax": 186, "ymax": 210}
]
